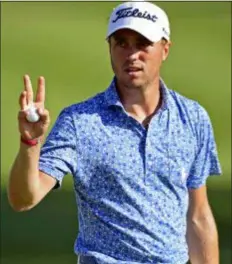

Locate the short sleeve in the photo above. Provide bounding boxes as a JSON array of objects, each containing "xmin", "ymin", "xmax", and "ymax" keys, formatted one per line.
[
  {"xmin": 39, "ymin": 108, "xmax": 77, "ymax": 188},
  {"xmin": 187, "ymin": 105, "xmax": 222, "ymax": 189}
]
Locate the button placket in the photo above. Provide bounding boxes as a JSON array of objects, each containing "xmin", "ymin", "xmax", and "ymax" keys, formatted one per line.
[
  {"xmin": 144, "ymin": 110, "xmax": 169, "ymax": 186},
  {"xmin": 144, "ymin": 131, "xmax": 156, "ymax": 185}
]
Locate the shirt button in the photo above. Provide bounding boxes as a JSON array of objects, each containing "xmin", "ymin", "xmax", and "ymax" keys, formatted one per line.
[{"xmin": 147, "ymin": 140, "xmax": 151, "ymax": 147}]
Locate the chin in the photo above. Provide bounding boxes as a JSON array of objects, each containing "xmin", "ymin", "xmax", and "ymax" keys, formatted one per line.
[
  {"xmin": 117, "ymin": 72, "xmax": 141, "ymax": 87},
  {"xmin": 124, "ymin": 76, "xmax": 145, "ymax": 89}
]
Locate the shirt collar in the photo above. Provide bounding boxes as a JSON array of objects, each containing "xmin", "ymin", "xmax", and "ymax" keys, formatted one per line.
[
  {"xmin": 159, "ymin": 77, "xmax": 170, "ymax": 111},
  {"xmin": 104, "ymin": 77, "xmax": 124, "ymax": 109},
  {"xmin": 104, "ymin": 76, "xmax": 171, "ymax": 111}
]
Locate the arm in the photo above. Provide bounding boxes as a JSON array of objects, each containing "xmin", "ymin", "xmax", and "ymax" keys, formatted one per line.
[
  {"xmin": 8, "ymin": 75, "xmax": 56, "ymax": 212},
  {"xmin": 187, "ymin": 185, "xmax": 219, "ymax": 264},
  {"xmin": 8, "ymin": 141, "xmax": 56, "ymax": 212}
]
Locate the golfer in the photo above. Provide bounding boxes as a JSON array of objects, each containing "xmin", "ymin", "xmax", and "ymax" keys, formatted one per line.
[{"xmin": 8, "ymin": 1, "xmax": 222, "ymax": 264}]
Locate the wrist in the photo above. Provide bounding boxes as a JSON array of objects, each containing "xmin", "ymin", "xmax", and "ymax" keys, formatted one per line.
[{"xmin": 20, "ymin": 136, "xmax": 41, "ymax": 146}]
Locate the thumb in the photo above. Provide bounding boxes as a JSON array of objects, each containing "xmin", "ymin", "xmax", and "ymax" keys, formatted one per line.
[{"xmin": 38, "ymin": 108, "xmax": 50, "ymax": 125}]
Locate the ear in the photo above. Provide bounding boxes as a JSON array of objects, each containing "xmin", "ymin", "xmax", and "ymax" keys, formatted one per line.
[
  {"xmin": 108, "ymin": 39, "xmax": 112, "ymax": 56},
  {"xmin": 162, "ymin": 41, "xmax": 172, "ymax": 61}
]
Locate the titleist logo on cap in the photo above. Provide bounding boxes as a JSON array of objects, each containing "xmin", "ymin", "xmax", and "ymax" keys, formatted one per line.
[{"xmin": 112, "ymin": 7, "xmax": 158, "ymax": 23}]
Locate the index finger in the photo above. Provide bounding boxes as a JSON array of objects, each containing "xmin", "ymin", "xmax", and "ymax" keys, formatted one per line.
[
  {"xmin": 35, "ymin": 76, "xmax": 45, "ymax": 103},
  {"xmin": 23, "ymin": 75, "xmax": 33, "ymax": 104}
]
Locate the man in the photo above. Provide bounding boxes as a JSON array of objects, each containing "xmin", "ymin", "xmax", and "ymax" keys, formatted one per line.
[{"xmin": 8, "ymin": 1, "xmax": 222, "ymax": 264}]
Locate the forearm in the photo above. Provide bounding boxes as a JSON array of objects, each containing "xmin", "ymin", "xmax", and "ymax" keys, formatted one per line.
[
  {"xmin": 8, "ymin": 142, "xmax": 42, "ymax": 211},
  {"xmin": 187, "ymin": 212, "xmax": 219, "ymax": 264}
]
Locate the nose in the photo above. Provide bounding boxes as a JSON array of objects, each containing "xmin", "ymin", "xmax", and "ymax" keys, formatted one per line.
[{"xmin": 126, "ymin": 45, "xmax": 140, "ymax": 62}]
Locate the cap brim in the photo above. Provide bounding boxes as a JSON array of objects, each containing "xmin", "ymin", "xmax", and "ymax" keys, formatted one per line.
[{"xmin": 106, "ymin": 23, "xmax": 164, "ymax": 43}]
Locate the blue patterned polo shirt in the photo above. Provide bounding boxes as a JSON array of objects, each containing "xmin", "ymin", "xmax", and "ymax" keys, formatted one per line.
[{"xmin": 39, "ymin": 78, "xmax": 222, "ymax": 264}]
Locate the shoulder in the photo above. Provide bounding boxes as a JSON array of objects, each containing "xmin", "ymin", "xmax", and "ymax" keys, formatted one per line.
[
  {"xmin": 167, "ymin": 88, "xmax": 211, "ymax": 125},
  {"xmin": 58, "ymin": 91, "xmax": 106, "ymax": 119}
]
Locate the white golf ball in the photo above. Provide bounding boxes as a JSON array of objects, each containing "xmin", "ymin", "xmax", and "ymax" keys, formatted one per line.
[{"xmin": 26, "ymin": 105, "xmax": 40, "ymax": 123}]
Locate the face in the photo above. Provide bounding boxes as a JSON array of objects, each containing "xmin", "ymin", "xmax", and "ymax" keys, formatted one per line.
[{"xmin": 109, "ymin": 29, "xmax": 170, "ymax": 90}]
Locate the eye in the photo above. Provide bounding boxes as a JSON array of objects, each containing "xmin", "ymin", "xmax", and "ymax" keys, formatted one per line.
[
  {"xmin": 115, "ymin": 39, "xmax": 127, "ymax": 48},
  {"xmin": 136, "ymin": 39, "xmax": 153, "ymax": 49}
]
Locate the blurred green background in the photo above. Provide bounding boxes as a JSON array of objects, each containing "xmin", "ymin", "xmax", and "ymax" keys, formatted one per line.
[{"xmin": 1, "ymin": 1, "xmax": 231, "ymax": 264}]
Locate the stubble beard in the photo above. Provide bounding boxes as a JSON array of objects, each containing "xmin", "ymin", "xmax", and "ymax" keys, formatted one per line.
[
  {"xmin": 121, "ymin": 78, "xmax": 150, "ymax": 92},
  {"xmin": 111, "ymin": 59, "xmax": 150, "ymax": 92}
]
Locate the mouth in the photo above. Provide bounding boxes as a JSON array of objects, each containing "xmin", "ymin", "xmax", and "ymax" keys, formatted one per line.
[{"xmin": 124, "ymin": 67, "xmax": 143, "ymax": 74}]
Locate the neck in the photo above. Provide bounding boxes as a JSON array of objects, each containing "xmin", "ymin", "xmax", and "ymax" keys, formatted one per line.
[{"xmin": 116, "ymin": 77, "xmax": 162, "ymax": 125}]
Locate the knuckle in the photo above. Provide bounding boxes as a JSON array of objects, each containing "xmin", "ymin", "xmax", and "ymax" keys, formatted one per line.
[
  {"xmin": 43, "ymin": 109, "xmax": 49, "ymax": 116},
  {"xmin": 18, "ymin": 112, "xmax": 24, "ymax": 119},
  {"xmin": 18, "ymin": 110, "xmax": 27, "ymax": 117}
]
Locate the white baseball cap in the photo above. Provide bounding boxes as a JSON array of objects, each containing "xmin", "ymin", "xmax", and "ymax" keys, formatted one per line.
[{"xmin": 106, "ymin": 1, "xmax": 170, "ymax": 42}]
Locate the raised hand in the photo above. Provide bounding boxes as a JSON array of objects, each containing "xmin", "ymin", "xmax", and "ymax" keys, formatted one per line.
[{"xmin": 18, "ymin": 75, "xmax": 50, "ymax": 140}]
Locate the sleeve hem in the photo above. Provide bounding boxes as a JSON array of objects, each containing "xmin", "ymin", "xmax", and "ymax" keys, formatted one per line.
[
  {"xmin": 39, "ymin": 164, "xmax": 64, "ymax": 189},
  {"xmin": 187, "ymin": 171, "xmax": 222, "ymax": 189}
]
